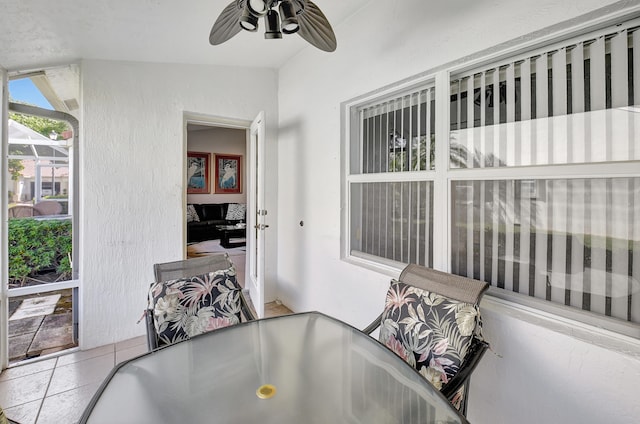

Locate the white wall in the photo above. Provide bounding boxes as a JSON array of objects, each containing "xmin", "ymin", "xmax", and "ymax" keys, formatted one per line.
[
  {"xmin": 275, "ymin": 1, "xmax": 640, "ymax": 423},
  {"xmin": 186, "ymin": 126, "xmax": 247, "ymax": 205},
  {"xmin": 80, "ymin": 60, "xmax": 278, "ymax": 348}
]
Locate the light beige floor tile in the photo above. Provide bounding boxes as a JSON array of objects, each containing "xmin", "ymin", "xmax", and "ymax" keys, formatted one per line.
[
  {"xmin": 0, "ymin": 358, "xmax": 57, "ymax": 382},
  {"xmin": 0, "ymin": 369, "xmax": 51, "ymax": 408},
  {"xmin": 37, "ymin": 382, "xmax": 101, "ymax": 424},
  {"xmin": 46, "ymin": 353, "xmax": 114, "ymax": 397},
  {"xmin": 55, "ymin": 344, "xmax": 113, "ymax": 367},
  {"xmin": 3, "ymin": 398, "xmax": 41, "ymax": 424},
  {"xmin": 115, "ymin": 343, "xmax": 148, "ymax": 365},
  {"xmin": 115, "ymin": 335, "xmax": 146, "ymax": 351},
  {"xmin": 265, "ymin": 301, "xmax": 293, "ymax": 317}
]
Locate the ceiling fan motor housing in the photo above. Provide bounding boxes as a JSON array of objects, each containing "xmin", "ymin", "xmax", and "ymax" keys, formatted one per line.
[{"xmin": 211, "ymin": 0, "xmax": 336, "ymax": 52}]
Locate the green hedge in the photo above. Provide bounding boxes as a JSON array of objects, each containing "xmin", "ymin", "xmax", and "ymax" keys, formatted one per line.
[{"xmin": 8, "ymin": 218, "xmax": 72, "ymax": 285}]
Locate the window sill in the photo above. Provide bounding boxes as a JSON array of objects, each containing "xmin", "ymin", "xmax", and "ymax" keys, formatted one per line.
[{"xmin": 483, "ymin": 289, "xmax": 640, "ymax": 359}]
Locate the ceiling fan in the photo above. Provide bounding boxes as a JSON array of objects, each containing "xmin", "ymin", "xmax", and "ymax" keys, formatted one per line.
[{"xmin": 209, "ymin": 0, "xmax": 337, "ymax": 52}]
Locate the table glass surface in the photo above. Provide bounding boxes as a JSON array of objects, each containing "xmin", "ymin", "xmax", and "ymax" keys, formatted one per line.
[{"xmin": 82, "ymin": 312, "xmax": 468, "ymax": 424}]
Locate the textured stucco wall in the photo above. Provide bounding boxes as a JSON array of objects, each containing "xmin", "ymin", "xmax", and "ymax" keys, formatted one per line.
[
  {"xmin": 275, "ymin": 0, "xmax": 640, "ymax": 423},
  {"xmin": 80, "ymin": 60, "xmax": 278, "ymax": 348}
]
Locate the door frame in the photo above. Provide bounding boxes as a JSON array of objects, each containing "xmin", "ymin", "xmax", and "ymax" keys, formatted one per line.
[
  {"xmin": 2, "ymin": 98, "xmax": 81, "ymax": 369},
  {"xmin": 1, "ymin": 66, "xmax": 8, "ymax": 368},
  {"xmin": 247, "ymin": 111, "xmax": 265, "ymax": 317},
  {"xmin": 182, "ymin": 112, "xmax": 264, "ymax": 315}
]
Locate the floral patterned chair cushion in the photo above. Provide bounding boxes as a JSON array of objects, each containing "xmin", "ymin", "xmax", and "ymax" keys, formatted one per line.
[
  {"xmin": 378, "ymin": 279, "xmax": 483, "ymax": 392},
  {"xmin": 148, "ymin": 265, "xmax": 242, "ymax": 347}
]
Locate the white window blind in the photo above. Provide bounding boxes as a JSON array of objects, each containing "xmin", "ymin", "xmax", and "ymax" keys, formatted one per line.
[
  {"xmin": 448, "ymin": 20, "xmax": 640, "ymax": 325},
  {"xmin": 451, "ymin": 178, "xmax": 640, "ymax": 323},
  {"xmin": 356, "ymin": 88, "xmax": 435, "ymax": 174},
  {"xmin": 351, "ymin": 181, "xmax": 433, "ymax": 268},
  {"xmin": 450, "ymin": 25, "xmax": 640, "ymax": 168}
]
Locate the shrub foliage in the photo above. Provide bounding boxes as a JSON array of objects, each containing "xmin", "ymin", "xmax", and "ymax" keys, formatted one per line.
[{"xmin": 8, "ymin": 218, "xmax": 72, "ymax": 285}]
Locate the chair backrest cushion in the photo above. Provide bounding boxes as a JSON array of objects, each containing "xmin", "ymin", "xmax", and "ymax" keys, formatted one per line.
[
  {"xmin": 378, "ymin": 279, "xmax": 482, "ymax": 390},
  {"xmin": 148, "ymin": 265, "xmax": 242, "ymax": 346}
]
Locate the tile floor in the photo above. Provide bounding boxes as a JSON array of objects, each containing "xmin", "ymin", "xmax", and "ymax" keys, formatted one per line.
[{"xmin": 0, "ymin": 301, "xmax": 293, "ymax": 424}]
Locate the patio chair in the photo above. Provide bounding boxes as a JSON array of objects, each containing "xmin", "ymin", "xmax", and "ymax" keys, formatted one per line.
[
  {"xmin": 8, "ymin": 204, "xmax": 34, "ymax": 218},
  {"xmin": 363, "ymin": 264, "xmax": 490, "ymax": 416},
  {"xmin": 33, "ymin": 200, "xmax": 62, "ymax": 216},
  {"xmin": 145, "ymin": 253, "xmax": 256, "ymax": 350}
]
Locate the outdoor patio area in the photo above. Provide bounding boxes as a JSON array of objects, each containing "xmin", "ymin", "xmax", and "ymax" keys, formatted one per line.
[{"xmin": 8, "ymin": 290, "xmax": 76, "ymax": 364}]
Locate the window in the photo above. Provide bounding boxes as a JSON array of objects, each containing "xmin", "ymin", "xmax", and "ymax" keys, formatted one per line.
[
  {"xmin": 347, "ymin": 85, "xmax": 436, "ymax": 268},
  {"xmin": 345, "ymin": 16, "xmax": 640, "ymax": 336},
  {"xmin": 448, "ymin": 19, "xmax": 640, "ymax": 327}
]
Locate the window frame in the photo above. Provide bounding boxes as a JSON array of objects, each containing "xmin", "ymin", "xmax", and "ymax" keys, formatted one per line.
[
  {"xmin": 342, "ymin": 75, "xmax": 444, "ymax": 276},
  {"xmin": 341, "ymin": 12, "xmax": 640, "ymax": 340}
]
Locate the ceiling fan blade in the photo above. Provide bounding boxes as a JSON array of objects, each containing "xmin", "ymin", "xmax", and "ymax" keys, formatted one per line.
[
  {"xmin": 296, "ymin": 0, "xmax": 337, "ymax": 52},
  {"xmin": 209, "ymin": 0, "xmax": 244, "ymax": 46}
]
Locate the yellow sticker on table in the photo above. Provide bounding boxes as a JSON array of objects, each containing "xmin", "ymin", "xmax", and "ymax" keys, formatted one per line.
[{"xmin": 256, "ymin": 384, "xmax": 276, "ymax": 399}]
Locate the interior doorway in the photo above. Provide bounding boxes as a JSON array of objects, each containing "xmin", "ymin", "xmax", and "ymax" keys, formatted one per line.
[{"xmin": 183, "ymin": 115, "xmax": 253, "ymax": 307}]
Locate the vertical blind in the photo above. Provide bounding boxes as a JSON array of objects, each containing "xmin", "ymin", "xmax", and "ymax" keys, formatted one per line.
[
  {"xmin": 450, "ymin": 27, "xmax": 640, "ymax": 168},
  {"xmin": 350, "ymin": 86, "xmax": 436, "ymax": 267},
  {"xmin": 351, "ymin": 181, "xmax": 434, "ymax": 268},
  {"xmin": 451, "ymin": 178, "xmax": 640, "ymax": 323},
  {"xmin": 449, "ymin": 21, "xmax": 640, "ymax": 324},
  {"xmin": 359, "ymin": 88, "xmax": 435, "ymax": 174}
]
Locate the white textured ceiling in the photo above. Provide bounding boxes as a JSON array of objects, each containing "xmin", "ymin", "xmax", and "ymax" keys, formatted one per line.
[{"xmin": 0, "ymin": 0, "xmax": 369, "ymax": 72}]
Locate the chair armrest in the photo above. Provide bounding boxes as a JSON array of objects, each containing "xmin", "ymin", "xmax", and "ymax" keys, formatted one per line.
[
  {"xmin": 239, "ymin": 290, "xmax": 257, "ymax": 322},
  {"xmin": 362, "ymin": 313, "xmax": 384, "ymax": 335},
  {"xmin": 440, "ymin": 337, "xmax": 489, "ymax": 399},
  {"xmin": 145, "ymin": 309, "xmax": 159, "ymax": 351}
]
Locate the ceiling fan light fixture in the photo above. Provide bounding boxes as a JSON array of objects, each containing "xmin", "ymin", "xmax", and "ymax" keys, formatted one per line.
[
  {"xmin": 247, "ymin": 0, "xmax": 268, "ymax": 17},
  {"xmin": 264, "ymin": 9, "xmax": 283, "ymax": 39},
  {"xmin": 279, "ymin": 1, "xmax": 299, "ymax": 34},
  {"xmin": 239, "ymin": 2, "xmax": 259, "ymax": 32},
  {"xmin": 210, "ymin": 0, "xmax": 337, "ymax": 52},
  {"xmin": 239, "ymin": 14, "xmax": 259, "ymax": 31}
]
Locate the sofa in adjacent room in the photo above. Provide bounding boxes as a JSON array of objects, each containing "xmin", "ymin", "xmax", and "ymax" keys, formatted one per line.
[{"xmin": 187, "ymin": 203, "xmax": 246, "ymax": 243}]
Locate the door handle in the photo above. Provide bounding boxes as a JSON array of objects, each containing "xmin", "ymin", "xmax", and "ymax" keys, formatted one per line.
[{"xmin": 254, "ymin": 224, "xmax": 270, "ymax": 230}]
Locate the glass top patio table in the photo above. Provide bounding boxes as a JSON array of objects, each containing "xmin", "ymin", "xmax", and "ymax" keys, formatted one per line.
[{"xmin": 80, "ymin": 311, "xmax": 469, "ymax": 424}]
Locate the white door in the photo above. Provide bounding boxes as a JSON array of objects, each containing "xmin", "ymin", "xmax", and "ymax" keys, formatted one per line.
[
  {"xmin": 1, "ymin": 68, "xmax": 7, "ymax": 369},
  {"xmin": 247, "ymin": 112, "xmax": 266, "ymax": 317}
]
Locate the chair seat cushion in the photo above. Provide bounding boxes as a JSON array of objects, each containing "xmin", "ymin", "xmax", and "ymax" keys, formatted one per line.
[
  {"xmin": 148, "ymin": 266, "xmax": 242, "ymax": 346},
  {"xmin": 379, "ymin": 279, "xmax": 482, "ymax": 390}
]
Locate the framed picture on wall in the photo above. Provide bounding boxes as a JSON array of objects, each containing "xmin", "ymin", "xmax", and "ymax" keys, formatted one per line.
[
  {"xmin": 187, "ymin": 151, "xmax": 210, "ymax": 194},
  {"xmin": 214, "ymin": 154, "xmax": 241, "ymax": 194}
]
